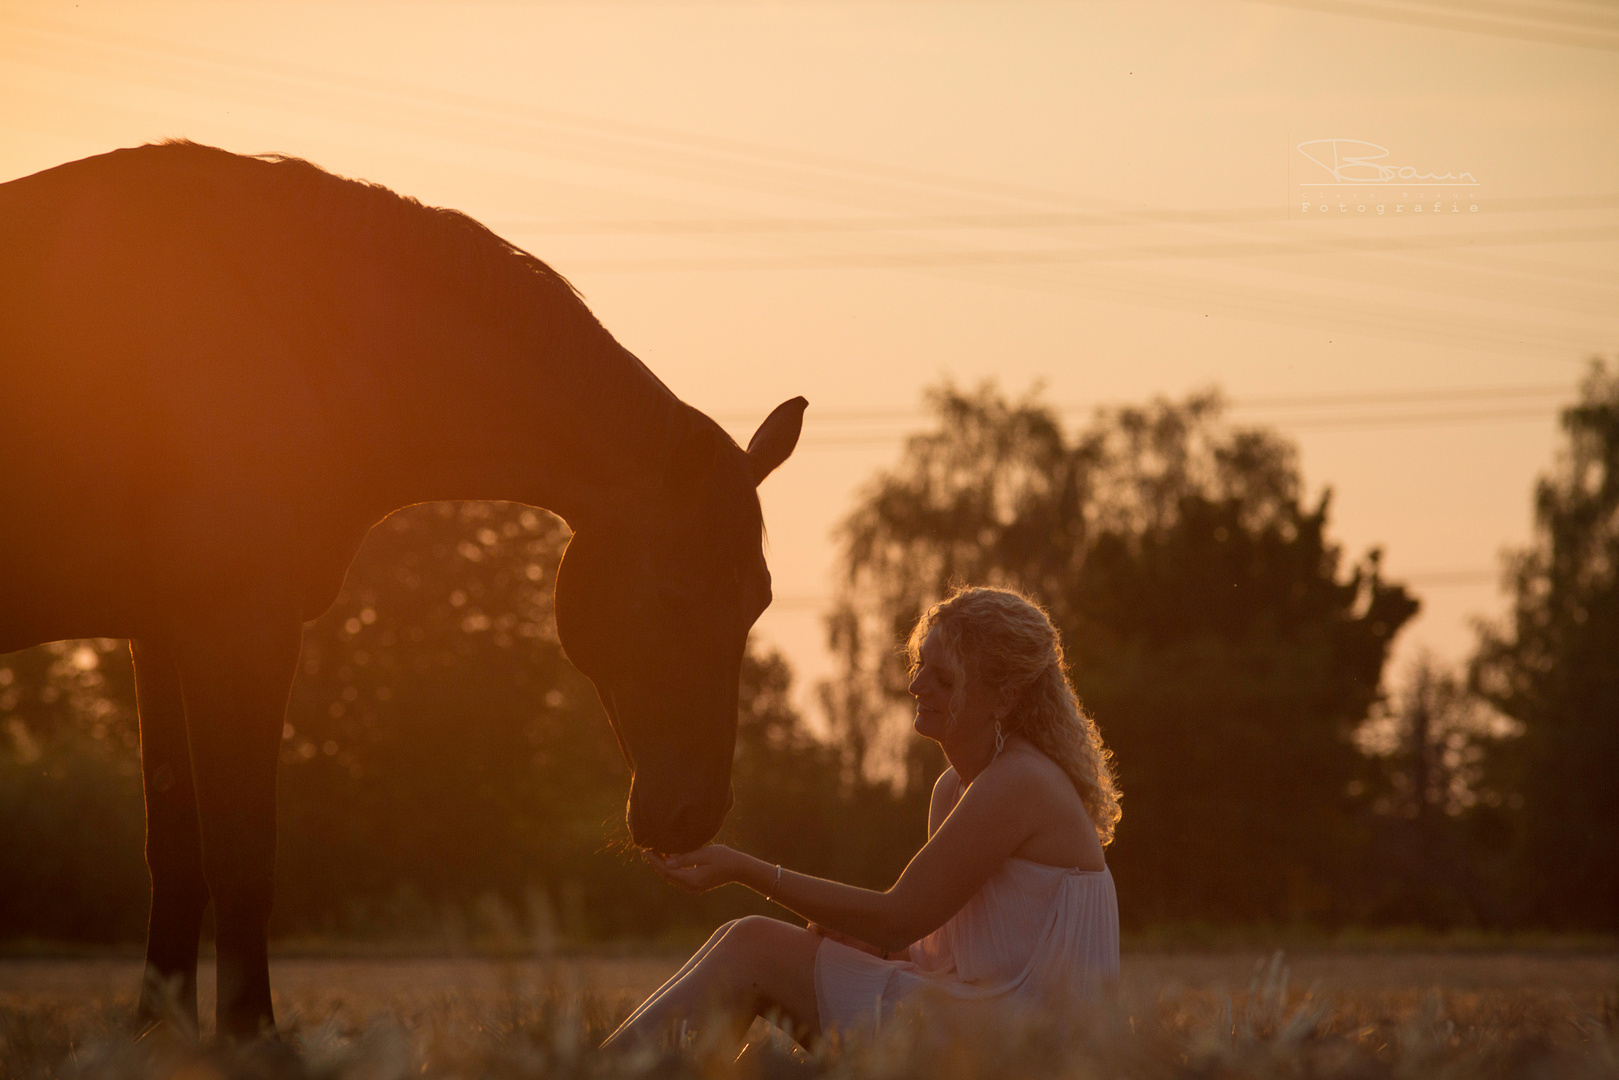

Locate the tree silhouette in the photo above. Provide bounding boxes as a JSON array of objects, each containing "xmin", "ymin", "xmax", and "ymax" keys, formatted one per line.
[
  {"xmin": 829, "ymin": 382, "xmax": 1418, "ymax": 925},
  {"xmin": 1355, "ymin": 652, "xmax": 1520, "ymax": 926},
  {"xmin": 1473, "ymin": 360, "xmax": 1619, "ymax": 930}
]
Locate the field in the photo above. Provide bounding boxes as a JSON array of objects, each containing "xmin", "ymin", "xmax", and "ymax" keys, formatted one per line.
[{"xmin": 3, "ymin": 949, "xmax": 1616, "ymax": 1078}]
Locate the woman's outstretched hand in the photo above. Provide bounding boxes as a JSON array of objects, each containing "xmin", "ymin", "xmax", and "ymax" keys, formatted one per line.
[{"xmin": 643, "ymin": 845, "xmax": 746, "ymax": 894}]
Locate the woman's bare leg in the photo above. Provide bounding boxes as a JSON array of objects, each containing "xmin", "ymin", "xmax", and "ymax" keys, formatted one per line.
[
  {"xmin": 609, "ymin": 918, "xmax": 741, "ymax": 1035},
  {"xmin": 601, "ymin": 916, "xmax": 823, "ymax": 1052}
]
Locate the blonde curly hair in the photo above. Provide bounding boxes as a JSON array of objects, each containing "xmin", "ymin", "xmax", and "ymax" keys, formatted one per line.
[{"xmin": 906, "ymin": 586, "xmax": 1122, "ymax": 847}]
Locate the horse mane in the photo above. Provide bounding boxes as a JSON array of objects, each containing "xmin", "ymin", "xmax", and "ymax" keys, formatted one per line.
[
  {"xmin": 148, "ymin": 139, "xmax": 604, "ymax": 352},
  {"xmin": 135, "ymin": 141, "xmax": 762, "ymax": 538}
]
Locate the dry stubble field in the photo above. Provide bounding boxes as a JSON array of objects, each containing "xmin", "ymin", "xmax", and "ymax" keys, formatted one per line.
[{"xmin": 2, "ymin": 949, "xmax": 1616, "ymax": 1078}]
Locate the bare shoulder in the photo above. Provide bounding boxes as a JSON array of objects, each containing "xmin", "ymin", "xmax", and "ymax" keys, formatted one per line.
[
  {"xmin": 982, "ymin": 742, "xmax": 1106, "ymax": 869},
  {"xmin": 981, "ymin": 742, "xmax": 1066, "ymax": 787},
  {"xmin": 972, "ymin": 743, "xmax": 1078, "ymax": 811}
]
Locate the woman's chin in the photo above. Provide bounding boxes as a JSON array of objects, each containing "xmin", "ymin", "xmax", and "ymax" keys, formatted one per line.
[{"xmin": 914, "ymin": 712, "xmax": 946, "ymax": 741}]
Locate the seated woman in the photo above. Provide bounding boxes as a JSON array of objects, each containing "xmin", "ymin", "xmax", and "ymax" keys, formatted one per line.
[{"xmin": 602, "ymin": 586, "xmax": 1122, "ymax": 1051}]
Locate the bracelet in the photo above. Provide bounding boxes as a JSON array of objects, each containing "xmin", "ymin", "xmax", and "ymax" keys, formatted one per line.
[{"xmin": 767, "ymin": 863, "xmax": 782, "ymax": 900}]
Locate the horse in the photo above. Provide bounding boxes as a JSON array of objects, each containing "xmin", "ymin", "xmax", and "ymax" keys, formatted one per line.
[{"xmin": 0, "ymin": 140, "xmax": 805, "ymax": 1041}]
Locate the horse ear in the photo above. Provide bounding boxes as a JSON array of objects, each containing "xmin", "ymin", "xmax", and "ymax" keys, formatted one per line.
[{"xmin": 746, "ymin": 396, "xmax": 807, "ymax": 485}]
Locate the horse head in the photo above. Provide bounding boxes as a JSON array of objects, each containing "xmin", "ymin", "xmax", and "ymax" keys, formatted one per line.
[{"xmin": 554, "ymin": 397, "xmax": 806, "ymax": 854}]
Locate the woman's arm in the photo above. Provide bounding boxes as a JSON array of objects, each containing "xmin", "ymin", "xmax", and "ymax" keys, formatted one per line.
[{"xmin": 648, "ymin": 754, "xmax": 1044, "ymax": 953}]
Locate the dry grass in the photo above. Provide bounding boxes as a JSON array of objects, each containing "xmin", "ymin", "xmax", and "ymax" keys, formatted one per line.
[{"xmin": 2, "ymin": 950, "xmax": 1615, "ymax": 1078}]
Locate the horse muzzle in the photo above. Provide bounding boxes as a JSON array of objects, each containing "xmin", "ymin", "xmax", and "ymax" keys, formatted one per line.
[{"xmin": 628, "ymin": 776, "xmax": 734, "ymax": 855}]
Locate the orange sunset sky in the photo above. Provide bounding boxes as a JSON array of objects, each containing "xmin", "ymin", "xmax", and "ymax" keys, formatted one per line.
[{"xmin": 3, "ymin": 0, "xmax": 1615, "ymax": 719}]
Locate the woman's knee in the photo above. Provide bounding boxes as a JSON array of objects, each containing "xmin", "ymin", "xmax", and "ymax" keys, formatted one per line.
[
  {"xmin": 717, "ymin": 918, "xmax": 821, "ymax": 1029},
  {"xmin": 706, "ymin": 916, "xmax": 794, "ymax": 970},
  {"xmin": 720, "ymin": 915, "xmax": 787, "ymax": 949},
  {"xmin": 689, "ymin": 917, "xmax": 744, "ymax": 952}
]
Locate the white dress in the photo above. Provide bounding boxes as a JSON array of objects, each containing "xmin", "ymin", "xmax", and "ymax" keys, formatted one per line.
[{"xmin": 813, "ymin": 857, "xmax": 1119, "ymax": 1035}]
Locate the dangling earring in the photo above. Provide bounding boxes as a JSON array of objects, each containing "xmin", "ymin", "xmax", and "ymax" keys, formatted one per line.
[{"xmin": 993, "ymin": 719, "xmax": 1006, "ymax": 758}]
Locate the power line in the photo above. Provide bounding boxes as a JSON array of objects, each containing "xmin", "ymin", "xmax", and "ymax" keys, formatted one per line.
[
  {"xmin": 7, "ymin": 12, "xmax": 1606, "ymax": 254},
  {"xmin": 766, "ymin": 568, "xmax": 1502, "ymax": 612},
  {"xmin": 710, "ymin": 381, "xmax": 1575, "ymax": 425},
  {"xmin": 10, "ymin": 9, "xmax": 1613, "ymax": 238},
  {"xmin": 10, "ymin": 20, "xmax": 1609, "ymax": 238},
  {"xmin": 3, "ymin": 13, "xmax": 1611, "ymax": 359},
  {"xmin": 1402, "ymin": 569, "xmax": 1499, "ymax": 586},
  {"xmin": 491, "ymin": 194, "xmax": 1619, "ymax": 236},
  {"xmin": 899, "ymin": 258, "xmax": 1605, "ymax": 359},
  {"xmin": 784, "ymin": 405, "xmax": 1560, "ymax": 447},
  {"xmin": 0, "ymin": 20, "xmax": 1062, "ymax": 217},
  {"xmin": 12, "ymin": 28, "xmax": 1578, "ymax": 358},
  {"xmin": 497, "ymin": 209, "xmax": 1611, "ymax": 318},
  {"xmin": 714, "ymin": 397, "xmax": 1577, "ymax": 451},
  {"xmin": 552, "ymin": 225, "xmax": 1619, "ymax": 273}
]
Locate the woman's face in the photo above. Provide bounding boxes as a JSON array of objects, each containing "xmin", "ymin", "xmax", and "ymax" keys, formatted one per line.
[{"xmin": 909, "ymin": 625, "xmax": 1001, "ymax": 746}]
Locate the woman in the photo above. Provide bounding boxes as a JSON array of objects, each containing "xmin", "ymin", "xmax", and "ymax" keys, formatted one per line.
[{"xmin": 602, "ymin": 586, "xmax": 1121, "ymax": 1051}]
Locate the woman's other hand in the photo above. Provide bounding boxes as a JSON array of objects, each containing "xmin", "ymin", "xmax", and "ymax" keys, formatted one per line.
[
  {"xmin": 644, "ymin": 846, "xmax": 745, "ymax": 894},
  {"xmin": 806, "ymin": 921, "xmax": 890, "ymax": 958}
]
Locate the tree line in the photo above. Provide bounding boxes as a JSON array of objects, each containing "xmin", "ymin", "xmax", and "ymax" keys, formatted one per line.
[{"xmin": 1, "ymin": 364, "xmax": 1614, "ymax": 942}]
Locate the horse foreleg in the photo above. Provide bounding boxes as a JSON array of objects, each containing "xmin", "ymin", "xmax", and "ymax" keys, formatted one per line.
[
  {"xmin": 132, "ymin": 637, "xmax": 209, "ymax": 1036},
  {"xmin": 172, "ymin": 591, "xmax": 302, "ymax": 1043}
]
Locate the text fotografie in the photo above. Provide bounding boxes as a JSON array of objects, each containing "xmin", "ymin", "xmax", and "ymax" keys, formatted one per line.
[{"xmin": 1300, "ymin": 199, "xmax": 1480, "ymax": 214}]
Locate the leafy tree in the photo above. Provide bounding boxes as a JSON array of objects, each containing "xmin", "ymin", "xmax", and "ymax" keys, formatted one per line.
[
  {"xmin": 0, "ymin": 639, "xmax": 145, "ymax": 941},
  {"xmin": 270, "ymin": 500, "xmax": 628, "ymax": 939},
  {"xmin": 1473, "ymin": 360, "xmax": 1619, "ymax": 930},
  {"xmin": 829, "ymin": 382, "xmax": 1418, "ymax": 925},
  {"xmin": 1354, "ymin": 652, "xmax": 1519, "ymax": 926}
]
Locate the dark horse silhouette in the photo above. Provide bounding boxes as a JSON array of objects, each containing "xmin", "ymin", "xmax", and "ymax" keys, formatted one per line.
[{"xmin": 0, "ymin": 141, "xmax": 805, "ymax": 1040}]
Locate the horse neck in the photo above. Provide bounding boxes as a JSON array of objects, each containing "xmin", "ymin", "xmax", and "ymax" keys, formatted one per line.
[{"xmin": 369, "ymin": 296, "xmax": 680, "ymax": 526}]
